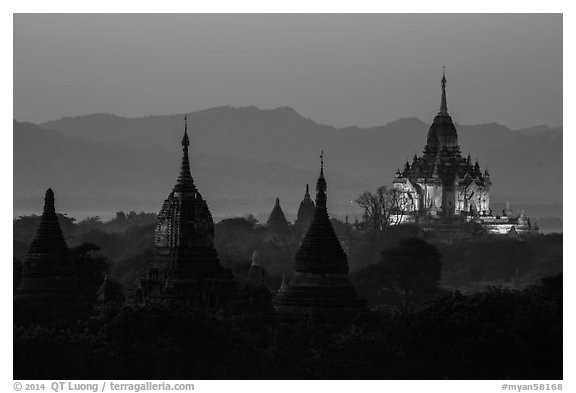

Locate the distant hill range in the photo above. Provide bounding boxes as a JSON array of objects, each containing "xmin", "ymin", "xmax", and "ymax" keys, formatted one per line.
[{"xmin": 14, "ymin": 106, "xmax": 562, "ymax": 228}]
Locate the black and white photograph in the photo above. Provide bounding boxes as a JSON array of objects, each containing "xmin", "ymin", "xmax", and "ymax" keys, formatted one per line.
[{"xmin": 10, "ymin": 10, "xmax": 566, "ymax": 387}]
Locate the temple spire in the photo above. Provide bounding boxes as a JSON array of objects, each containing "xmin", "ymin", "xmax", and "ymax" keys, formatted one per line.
[
  {"xmin": 296, "ymin": 183, "xmax": 316, "ymax": 234},
  {"xmin": 439, "ymin": 66, "xmax": 448, "ymax": 115},
  {"xmin": 183, "ymin": 114, "xmax": 190, "ymax": 147},
  {"xmin": 275, "ymin": 149, "xmax": 366, "ymax": 330},
  {"xmin": 266, "ymin": 197, "xmax": 290, "ymax": 235},
  {"xmin": 316, "ymin": 150, "xmax": 327, "ymax": 208},
  {"xmin": 27, "ymin": 188, "xmax": 69, "ymax": 256},
  {"xmin": 174, "ymin": 114, "xmax": 196, "ymax": 193}
]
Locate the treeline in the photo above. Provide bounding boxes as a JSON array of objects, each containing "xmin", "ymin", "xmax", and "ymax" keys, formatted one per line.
[
  {"xmin": 13, "ymin": 213, "xmax": 563, "ymax": 295},
  {"xmin": 14, "ymin": 274, "xmax": 562, "ymax": 379},
  {"xmin": 13, "ymin": 212, "xmax": 563, "ymax": 379},
  {"xmin": 14, "ymin": 212, "xmax": 156, "ymax": 288}
]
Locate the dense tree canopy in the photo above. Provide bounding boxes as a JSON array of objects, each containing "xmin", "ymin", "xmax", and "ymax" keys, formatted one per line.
[
  {"xmin": 14, "ymin": 276, "xmax": 562, "ymax": 380},
  {"xmin": 352, "ymin": 238, "xmax": 442, "ymax": 306},
  {"xmin": 13, "ymin": 211, "xmax": 563, "ymax": 380}
]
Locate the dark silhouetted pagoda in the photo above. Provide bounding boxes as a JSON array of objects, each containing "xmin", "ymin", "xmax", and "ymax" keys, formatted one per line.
[
  {"xmin": 294, "ymin": 184, "xmax": 315, "ymax": 236},
  {"xmin": 14, "ymin": 189, "xmax": 85, "ymax": 322},
  {"xmin": 139, "ymin": 116, "xmax": 236, "ymax": 306},
  {"xmin": 266, "ymin": 197, "xmax": 290, "ymax": 236},
  {"xmin": 274, "ymin": 154, "xmax": 366, "ymax": 330}
]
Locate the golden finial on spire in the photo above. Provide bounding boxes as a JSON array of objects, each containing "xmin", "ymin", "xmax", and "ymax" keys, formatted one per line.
[{"xmin": 320, "ymin": 150, "xmax": 324, "ymax": 171}]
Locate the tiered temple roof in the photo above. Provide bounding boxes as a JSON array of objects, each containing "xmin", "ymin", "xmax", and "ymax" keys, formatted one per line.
[
  {"xmin": 398, "ymin": 154, "xmax": 491, "ymax": 189},
  {"xmin": 425, "ymin": 69, "xmax": 459, "ymax": 153},
  {"xmin": 389, "ymin": 70, "xmax": 536, "ymax": 236},
  {"xmin": 141, "ymin": 116, "xmax": 235, "ymax": 305},
  {"xmin": 395, "ymin": 71, "xmax": 491, "ymax": 190},
  {"xmin": 274, "ymin": 154, "xmax": 366, "ymax": 330}
]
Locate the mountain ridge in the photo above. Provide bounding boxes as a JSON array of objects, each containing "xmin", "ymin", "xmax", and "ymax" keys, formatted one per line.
[
  {"xmin": 36, "ymin": 106, "xmax": 562, "ymax": 135},
  {"xmin": 14, "ymin": 105, "xmax": 562, "ymax": 221}
]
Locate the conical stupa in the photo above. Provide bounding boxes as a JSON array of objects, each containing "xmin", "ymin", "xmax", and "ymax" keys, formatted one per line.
[
  {"xmin": 273, "ymin": 153, "xmax": 366, "ymax": 330},
  {"xmin": 266, "ymin": 197, "xmax": 290, "ymax": 236},
  {"xmin": 14, "ymin": 189, "xmax": 85, "ymax": 322}
]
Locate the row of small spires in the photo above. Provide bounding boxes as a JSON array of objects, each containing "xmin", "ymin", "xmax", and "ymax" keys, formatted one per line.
[
  {"xmin": 403, "ymin": 152, "xmax": 488, "ymax": 171},
  {"xmin": 398, "ymin": 154, "xmax": 490, "ymax": 179},
  {"xmin": 404, "ymin": 153, "xmax": 487, "ymax": 170}
]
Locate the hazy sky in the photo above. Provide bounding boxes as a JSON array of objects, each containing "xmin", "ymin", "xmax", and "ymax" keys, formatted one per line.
[{"xmin": 14, "ymin": 14, "xmax": 562, "ymax": 129}]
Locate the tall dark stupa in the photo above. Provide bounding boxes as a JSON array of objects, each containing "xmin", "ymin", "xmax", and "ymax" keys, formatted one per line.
[
  {"xmin": 14, "ymin": 189, "xmax": 84, "ymax": 322},
  {"xmin": 274, "ymin": 153, "xmax": 366, "ymax": 330},
  {"xmin": 139, "ymin": 116, "xmax": 235, "ymax": 306}
]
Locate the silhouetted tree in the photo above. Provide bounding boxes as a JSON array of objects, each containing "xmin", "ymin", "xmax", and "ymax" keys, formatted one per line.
[
  {"xmin": 70, "ymin": 242, "xmax": 109, "ymax": 295},
  {"xmin": 76, "ymin": 216, "xmax": 103, "ymax": 232},
  {"xmin": 302, "ymin": 277, "xmax": 562, "ymax": 380},
  {"xmin": 356, "ymin": 186, "xmax": 403, "ymax": 233}
]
